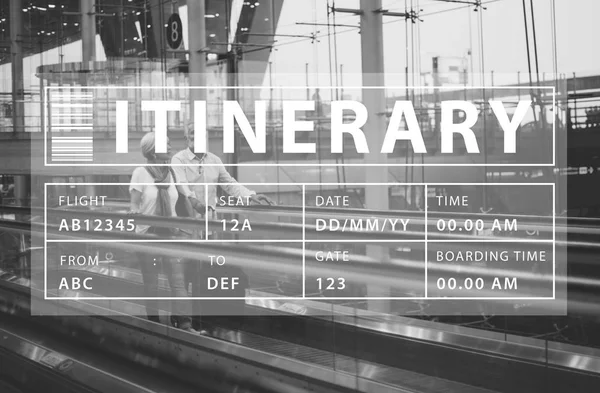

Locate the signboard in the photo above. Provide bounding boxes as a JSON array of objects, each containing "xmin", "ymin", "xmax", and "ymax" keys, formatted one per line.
[{"xmin": 166, "ymin": 13, "xmax": 183, "ymax": 49}]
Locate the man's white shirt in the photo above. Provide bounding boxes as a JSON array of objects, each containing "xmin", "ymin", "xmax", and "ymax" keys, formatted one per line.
[{"xmin": 171, "ymin": 149, "xmax": 255, "ymax": 231}]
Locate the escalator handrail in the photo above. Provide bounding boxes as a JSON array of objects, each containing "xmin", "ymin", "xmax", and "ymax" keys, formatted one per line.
[
  {"xmin": 2, "ymin": 271, "xmax": 600, "ymax": 382},
  {"xmin": 0, "ymin": 276, "xmax": 414, "ymax": 393},
  {"xmin": 61, "ymin": 199, "xmax": 591, "ymax": 227},
  {"xmin": 0, "ymin": 205, "xmax": 579, "ymax": 243},
  {"xmin": 0, "ymin": 218, "xmax": 576, "ymax": 302}
]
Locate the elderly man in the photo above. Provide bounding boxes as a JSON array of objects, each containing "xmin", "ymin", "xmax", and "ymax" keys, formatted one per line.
[
  {"xmin": 172, "ymin": 122, "xmax": 273, "ymax": 216},
  {"xmin": 171, "ymin": 122, "xmax": 274, "ymax": 331}
]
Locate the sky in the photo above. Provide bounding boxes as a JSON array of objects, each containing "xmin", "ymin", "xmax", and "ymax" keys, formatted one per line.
[{"xmin": 264, "ymin": 0, "xmax": 600, "ymax": 89}]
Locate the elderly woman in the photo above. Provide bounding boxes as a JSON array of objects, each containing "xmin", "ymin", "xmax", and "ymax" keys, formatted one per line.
[{"xmin": 129, "ymin": 132, "xmax": 196, "ymax": 333}]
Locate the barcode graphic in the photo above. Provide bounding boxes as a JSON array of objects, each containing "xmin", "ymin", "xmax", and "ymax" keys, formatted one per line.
[{"xmin": 50, "ymin": 92, "xmax": 94, "ymax": 162}]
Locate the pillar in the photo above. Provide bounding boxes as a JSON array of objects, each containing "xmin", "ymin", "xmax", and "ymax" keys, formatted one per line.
[
  {"xmin": 187, "ymin": 0, "xmax": 207, "ymax": 140},
  {"xmin": 10, "ymin": 0, "xmax": 24, "ymax": 133},
  {"xmin": 14, "ymin": 175, "xmax": 28, "ymax": 207},
  {"xmin": 360, "ymin": 0, "xmax": 391, "ymax": 312},
  {"xmin": 80, "ymin": 0, "xmax": 96, "ymax": 65},
  {"xmin": 14, "ymin": 175, "xmax": 28, "ymax": 276},
  {"xmin": 81, "ymin": 0, "xmax": 96, "ymax": 195}
]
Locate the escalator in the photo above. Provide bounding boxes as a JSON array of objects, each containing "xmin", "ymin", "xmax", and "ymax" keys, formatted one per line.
[
  {"xmin": 0, "ymin": 318, "xmax": 202, "ymax": 393},
  {"xmin": 2, "ymin": 206, "xmax": 600, "ymax": 392},
  {"xmin": 31, "ymin": 263, "xmax": 600, "ymax": 393},
  {"xmin": 1, "ymin": 272, "xmax": 482, "ymax": 393}
]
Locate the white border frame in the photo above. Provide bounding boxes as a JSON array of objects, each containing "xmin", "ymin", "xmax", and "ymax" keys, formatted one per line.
[
  {"xmin": 43, "ymin": 182, "xmax": 556, "ymax": 301},
  {"xmin": 43, "ymin": 85, "xmax": 556, "ymax": 167}
]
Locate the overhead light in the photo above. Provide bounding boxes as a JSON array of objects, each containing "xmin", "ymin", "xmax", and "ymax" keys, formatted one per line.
[
  {"xmin": 255, "ymin": 2, "xmax": 260, "ymax": 5},
  {"xmin": 209, "ymin": 33, "xmax": 216, "ymax": 37},
  {"xmin": 215, "ymin": 13, "xmax": 219, "ymax": 17},
  {"xmin": 264, "ymin": 18, "xmax": 269, "ymax": 21},
  {"xmin": 63, "ymin": 22, "xmax": 67, "ymax": 26},
  {"xmin": 205, "ymin": 14, "xmax": 215, "ymax": 18},
  {"xmin": 164, "ymin": 23, "xmax": 168, "ymax": 27},
  {"xmin": 49, "ymin": 4, "xmax": 56, "ymax": 9},
  {"xmin": 147, "ymin": 24, "xmax": 151, "ymax": 28},
  {"xmin": 136, "ymin": 11, "xmax": 141, "ymax": 15},
  {"xmin": 37, "ymin": 6, "xmax": 47, "ymax": 11},
  {"xmin": 74, "ymin": 22, "xmax": 79, "ymax": 26},
  {"xmin": 250, "ymin": 5, "xmax": 254, "ymax": 8},
  {"xmin": 23, "ymin": 8, "xmax": 28, "ymax": 12}
]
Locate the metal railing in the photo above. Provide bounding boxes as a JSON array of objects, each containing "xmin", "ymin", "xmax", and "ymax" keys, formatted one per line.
[
  {"xmin": 2, "ymin": 201, "xmax": 595, "ymax": 242},
  {"xmin": 0, "ymin": 201, "xmax": 596, "ymax": 311}
]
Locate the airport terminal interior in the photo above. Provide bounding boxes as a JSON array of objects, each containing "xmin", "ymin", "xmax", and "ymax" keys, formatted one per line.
[{"xmin": 1, "ymin": 0, "xmax": 600, "ymax": 392}]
